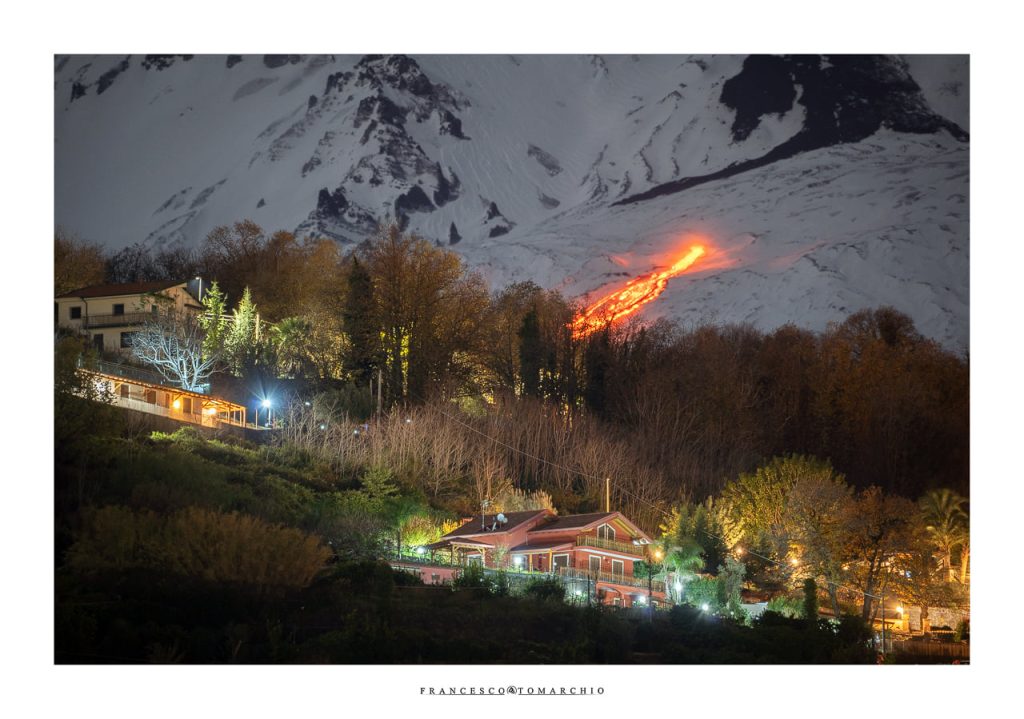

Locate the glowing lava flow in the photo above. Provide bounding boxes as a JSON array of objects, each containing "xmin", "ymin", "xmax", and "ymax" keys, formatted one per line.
[{"xmin": 572, "ymin": 244, "xmax": 707, "ymax": 337}]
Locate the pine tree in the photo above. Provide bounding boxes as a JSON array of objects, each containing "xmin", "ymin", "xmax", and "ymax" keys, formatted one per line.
[
  {"xmin": 342, "ymin": 256, "xmax": 378, "ymax": 384},
  {"xmin": 517, "ymin": 308, "xmax": 543, "ymax": 397},
  {"xmin": 225, "ymin": 287, "xmax": 262, "ymax": 377},
  {"xmin": 198, "ymin": 281, "xmax": 229, "ymax": 363}
]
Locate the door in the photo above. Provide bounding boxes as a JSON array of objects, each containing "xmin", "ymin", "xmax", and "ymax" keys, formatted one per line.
[
  {"xmin": 611, "ymin": 559, "xmax": 624, "ymax": 578},
  {"xmin": 92, "ymin": 334, "xmax": 104, "ymax": 352},
  {"xmin": 589, "ymin": 555, "xmax": 601, "ymax": 575}
]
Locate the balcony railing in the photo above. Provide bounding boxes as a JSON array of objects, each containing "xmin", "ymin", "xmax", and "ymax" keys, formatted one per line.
[
  {"xmin": 558, "ymin": 566, "xmax": 665, "ymax": 593},
  {"xmin": 83, "ymin": 311, "xmax": 152, "ymax": 329},
  {"xmin": 576, "ymin": 534, "xmax": 646, "ymax": 556}
]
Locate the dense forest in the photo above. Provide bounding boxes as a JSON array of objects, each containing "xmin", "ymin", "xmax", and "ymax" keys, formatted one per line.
[
  {"xmin": 57, "ymin": 221, "xmax": 968, "ymax": 510},
  {"xmin": 55, "ymin": 221, "xmax": 969, "ymax": 663}
]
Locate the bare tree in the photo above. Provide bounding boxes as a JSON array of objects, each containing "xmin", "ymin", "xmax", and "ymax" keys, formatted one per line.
[{"xmin": 131, "ymin": 310, "xmax": 219, "ymax": 391}]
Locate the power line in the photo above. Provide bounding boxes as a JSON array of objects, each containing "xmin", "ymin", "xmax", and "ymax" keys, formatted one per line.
[{"xmin": 419, "ymin": 396, "xmax": 887, "ymax": 602}]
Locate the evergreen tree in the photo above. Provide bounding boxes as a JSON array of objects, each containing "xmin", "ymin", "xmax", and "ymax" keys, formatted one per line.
[
  {"xmin": 517, "ymin": 308, "xmax": 543, "ymax": 397},
  {"xmin": 583, "ymin": 326, "xmax": 612, "ymax": 416},
  {"xmin": 198, "ymin": 281, "xmax": 229, "ymax": 363},
  {"xmin": 224, "ymin": 287, "xmax": 262, "ymax": 377},
  {"xmin": 342, "ymin": 256, "xmax": 378, "ymax": 384},
  {"xmin": 803, "ymin": 578, "xmax": 819, "ymax": 625}
]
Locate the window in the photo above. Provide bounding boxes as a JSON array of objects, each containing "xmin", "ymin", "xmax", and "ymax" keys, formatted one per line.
[
  {"xmin": 589, "ymin": 556, "xmax": 602, "ymax": 574},
  {"xmin": 597, "ymin": 524, "xmax": 616, "ymax": 541},
  {"xmin": 553, "ymin": 554, "xmax": 569, "ymax": 570},
  {"xmin": 112, "ymin": 303, "xmax": 125, "ymax": 315},
  {"xmin": 612, "ymin": 597, "xmax": 622, "ymax": 607},
  {"xmin": 611, "ymin": 559, "xmax": 624, "ymax": 577},
  {"xmin": 70, "ymin": 306, "xmax": 82, "ymax": 320},
  {"xmin": 119, "ymin": 331, "xmax": 136, "ymax": 348},
  {"xmin": 431, "ymin": 573, "xmax": 441, "ymax": 585},
  {"xmin": 151, "ymin": 304, "xmax": 158, "ymax": 314},
  {"xmin": 92, "ymin": 334, "xmax": 103, "ymax": 351}
]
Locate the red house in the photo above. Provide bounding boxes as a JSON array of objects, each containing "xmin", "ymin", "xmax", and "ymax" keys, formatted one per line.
[{"xmin": 394, "ymin": 509, "xmax": 667, "ymax": 608}]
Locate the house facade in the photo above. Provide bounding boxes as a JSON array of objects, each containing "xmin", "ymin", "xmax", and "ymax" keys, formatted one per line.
[
  {"xmin": 395, "ymin": 509, "xmax": 667, "ymax": 608},
  {"xmin": 55, "ymin": 279, "xmax": 204, "ymax": 354}
]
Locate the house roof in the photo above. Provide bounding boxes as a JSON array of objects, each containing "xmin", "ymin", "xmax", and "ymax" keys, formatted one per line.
[
  {"xmin": 440, "ymin": 509, "xmax": 551, "ymax": 539},
  {"xmin": 56, "ymin": 280, "xmax": 184, "ymax": 300},
  {"xmin": 529, "ymin": 512, "xmax": 618, "ymax": 533}
]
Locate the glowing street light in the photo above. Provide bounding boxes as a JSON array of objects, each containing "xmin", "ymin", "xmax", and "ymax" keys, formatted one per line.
[
  {"xmin": 701, "ymin": 603, "xmax": 710, "ymax": 612},
  {"xmin": 415, "ymin": 546, "xmax": 426, "ymax": 556}
]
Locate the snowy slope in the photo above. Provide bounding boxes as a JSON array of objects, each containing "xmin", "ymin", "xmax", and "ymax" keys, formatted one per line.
[{"xmin": 54, "ymin": 54, "xmax": 969, "ymax": 349}]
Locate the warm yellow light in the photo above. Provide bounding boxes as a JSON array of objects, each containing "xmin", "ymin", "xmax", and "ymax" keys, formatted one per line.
[
  {"xmin": 897, "ymin": 606, "xmax": 904, "ymax": 614},
  {"xmin": 735, "ymin": 546, "xmax": 744, "ymax": 556},
  {"xmin": 790, "ymin": 557, "xmax": 799, "ymax": 566},
  {"xmin": 842, "ymin": 564, "xmax": 849, "ymax": 571},
  {"xmin": 572, "ymin": 244, "xmax": 708, "ymax": 337},
  {"xmin": 205, "ymin": 407, "xmax": 216, "ymax": 415},
  {"xmin": 172, "ymin": 399, "xmax": 181, "ymax": 410}
]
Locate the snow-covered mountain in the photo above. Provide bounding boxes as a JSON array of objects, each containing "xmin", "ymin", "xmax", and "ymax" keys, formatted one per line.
[{"xmin": 54, "ymin": 54, "xmax": 969, "ymax": 349}]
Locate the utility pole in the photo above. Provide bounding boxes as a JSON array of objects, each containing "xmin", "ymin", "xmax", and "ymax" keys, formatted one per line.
[
  {"xmin": 605, "ymin": 477, "xmax": 610, "ymax": 513},
  {"xmin": 377, "ymin": 367, "xmax": 383, "ymax": 415}
]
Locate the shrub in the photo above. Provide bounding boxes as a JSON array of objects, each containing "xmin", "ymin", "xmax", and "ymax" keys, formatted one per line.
[
  {"xmin": 524, "ymin": 576, "xmax": 566, "ymax": 602},
  {"xmin": 68, "ymin": 505, "xmax": 330, "ymax": 589}
]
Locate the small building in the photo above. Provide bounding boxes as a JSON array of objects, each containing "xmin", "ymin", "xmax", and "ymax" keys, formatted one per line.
[
  {"xmin": 394, "ymin": 509, "xmax": 667, "ymax": 608},
  {"xmin": 55, "ymin": 279, "xmax": 204, "ymax": 355},
  {"xmin": 84, "ymin": 359, "xmax": 247, "ymax": 429}
]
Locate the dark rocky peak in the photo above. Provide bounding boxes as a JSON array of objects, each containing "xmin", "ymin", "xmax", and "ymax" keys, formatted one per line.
[
  {"xmin": 141, "ymin": 55, "xmax": 194, "ymax": 71},
  {"xmin": 617, "ymin": 54, "xmax": 968, "ymax": 207},
  {"xmin": 355, "ymin": 94, "xmax": 407, "ymax": 128},
  {"xmin": 263, "ymin": 55, "xmax": 303, "ymax": 69},
  {"xmin": 226, "ymin": 55, "xmax": 243, "ymax": 69},
  {"xmin": 721, "ymin": 54, "xmax": 968, "ymax": 147},
  {"xmin": 324, "ymin": 70, "xmax": 354, "ymax": 95},
  {"xmin": 354, "ymin": 54, "xmax": 463, "ymax": 113},
  {"xmin": 482, "ymin": 200, "xmax": 514, "ymax": 238},
  {"xmin": 316, "ymin": 187, "xmax": 349, "ymax": 219},
  {"xmin": 96, "ymin": 57, "xmax": 131, "ymax": 95}
]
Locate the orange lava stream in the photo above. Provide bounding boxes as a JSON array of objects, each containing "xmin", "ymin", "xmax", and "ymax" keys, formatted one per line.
[{"xmin": 572, "ymin": 244, "xmax": 707, "ymax": 337}]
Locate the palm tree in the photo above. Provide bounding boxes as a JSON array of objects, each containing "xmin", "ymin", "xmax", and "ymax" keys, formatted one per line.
[{"xmin": 919, "ymin": 489, "xmax": 968, "ymax": 582}]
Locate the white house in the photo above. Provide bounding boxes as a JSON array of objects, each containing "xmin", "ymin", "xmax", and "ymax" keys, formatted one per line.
[{"xmin": 55, "ymin": 279, "xmax": 204, "ymax": 354}]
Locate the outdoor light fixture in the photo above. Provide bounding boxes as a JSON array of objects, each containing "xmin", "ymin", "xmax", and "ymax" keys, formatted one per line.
[
  {"xmin": 513, "ymin": 556, "xmax": 523, "ymax": 566},
  {"xmin": 897, "ymin": 606, "xmax": 904, "ymax": 615},
  {"xmin": 790, "ymin": 557, "xmax": 799, "ymax": 566},
  {"xmin": 701, "ymin": 603, "xmax": 709, "ymax": 612},
  {"xmin": 674, "ymin": 582, "xmax": 683, "ymax": 594},
  {"xmin": 404, "ymin": 417, "xmax": 412, "ymax": 424},
  {"xmin": 735, "ymin": 546, "xmax": 744, "ymax": 556},
  {"xmin": 415, "ymin": 546, "xmax": 426, "ymax": 555},
  {"xmin": 172, "ymin": 399, "xmax": 181, "ymax": 410},
  {"xmin": 319, "ymin": 424, "xmax": 326, "ymax": 430},
  {"xmin": 304, "ymin": 401, "xmax": 311, "ymax": 407},
  {"xmin": 574, "ymin": 590, "xmax": 583, "ymax": 597},
  {"xmin": 261, "ymin": 399, "xmax": 271, "ymax": 409},
  {"xmin": 636, "ymin": 596, "xmax": 646, "ymax": 605},
  {"xmin": 353, "ymin": 429, "xmax": 360, "ymax": 436}
]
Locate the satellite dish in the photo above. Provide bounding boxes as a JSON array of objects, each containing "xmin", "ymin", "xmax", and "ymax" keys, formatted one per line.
[{"xmin": 497, "ymin": 513, "xmax": 507, "ymax": 524}]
